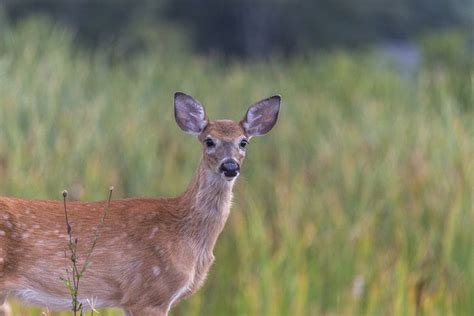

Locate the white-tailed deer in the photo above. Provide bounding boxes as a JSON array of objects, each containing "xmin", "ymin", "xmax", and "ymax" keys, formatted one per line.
[{"xmin": 0, "ymin": 92, "xmax": 280, "ymax": 316}]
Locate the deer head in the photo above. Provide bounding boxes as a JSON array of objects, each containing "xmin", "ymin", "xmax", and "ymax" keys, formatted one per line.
[{"xmin": 174, "ymin": 92, "xmax": 281, "ymax": 181}]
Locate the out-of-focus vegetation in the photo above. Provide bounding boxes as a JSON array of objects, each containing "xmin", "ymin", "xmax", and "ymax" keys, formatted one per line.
[
  {"xmin": 2, "ymin": 0, "xmax": 472, "ymax": 57},
  {"xmin": 0, "ymin": 17, "xmax": 473, "ymax": 315}
]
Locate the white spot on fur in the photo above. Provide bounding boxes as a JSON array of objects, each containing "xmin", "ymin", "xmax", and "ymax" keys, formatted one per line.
[
  {"xmin": 0, "ymin": 230, "xmax": 5, "ymax": 236},
  {"xmin": 152, "ymin": 266, "xmax": 161, "ymax": 276},
  {"xmin": 148, "ymin": 227, "xmax": 159, "ymax": 239}
]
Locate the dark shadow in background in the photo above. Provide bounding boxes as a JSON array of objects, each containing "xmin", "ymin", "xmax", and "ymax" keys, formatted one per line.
[{"xmin": 0, "ymin": 0, "xmax": 472, "ymax": 58}]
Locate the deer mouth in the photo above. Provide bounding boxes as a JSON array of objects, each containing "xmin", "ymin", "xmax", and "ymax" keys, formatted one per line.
[{"xmin": 222, "ymin": 170, "xmax": 239, "ymax": 180}]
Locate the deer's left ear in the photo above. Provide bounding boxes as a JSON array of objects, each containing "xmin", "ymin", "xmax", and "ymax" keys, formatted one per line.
[{"xmin": 240, "ymin": 95, "xmax": 281, "ymax": 137}]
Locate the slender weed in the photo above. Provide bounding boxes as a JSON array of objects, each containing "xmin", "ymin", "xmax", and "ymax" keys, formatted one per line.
[{"xmin": 60, "ymin": 187, "xmax": 114, "ymax": 316}]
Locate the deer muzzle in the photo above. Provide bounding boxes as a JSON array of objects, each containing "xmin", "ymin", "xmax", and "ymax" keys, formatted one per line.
[{"xmin": 219, "ymin": 159, "xmax": 240, "ymax": 179}]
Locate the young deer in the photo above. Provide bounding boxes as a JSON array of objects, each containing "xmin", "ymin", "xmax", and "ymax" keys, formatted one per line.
[{"xmin": 0, "ymin": 92, "xmax": 280, "ymax": 316}]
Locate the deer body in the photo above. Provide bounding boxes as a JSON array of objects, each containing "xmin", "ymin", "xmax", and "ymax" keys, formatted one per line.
[{"xmin": 0, "ymin": 93, "xmax": 280, "ymax": 315}]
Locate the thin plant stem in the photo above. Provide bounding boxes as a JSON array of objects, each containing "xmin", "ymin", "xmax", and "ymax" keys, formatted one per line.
[{"xmin": 61, "ymin": 187, "xmax": 114, "ymax": 316}]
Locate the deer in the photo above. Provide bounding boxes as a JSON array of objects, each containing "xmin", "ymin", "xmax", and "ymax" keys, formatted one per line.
[{"xmin": 0, "ymin": 92, "xmax": 281, "ymax": 316}]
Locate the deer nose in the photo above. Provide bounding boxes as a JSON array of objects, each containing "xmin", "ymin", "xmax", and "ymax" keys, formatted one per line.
[{"xmin": 219, "ymin": 159, "xmax": 240, "ymax": 178}]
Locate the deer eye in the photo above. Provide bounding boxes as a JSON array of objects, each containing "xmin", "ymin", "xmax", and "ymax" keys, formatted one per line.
[
  {"xmin": 239, "ymin": 139, "xmax": 248, "ymax": 148},
  {"xmin": 204, "ymin": 138, "xmax": 215, "ymax": 148}
]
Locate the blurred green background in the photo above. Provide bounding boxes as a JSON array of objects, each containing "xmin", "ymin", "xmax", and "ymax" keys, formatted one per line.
[{"xmin": 0, "ymin": 1, "xmax": 473, "ymax": 315}]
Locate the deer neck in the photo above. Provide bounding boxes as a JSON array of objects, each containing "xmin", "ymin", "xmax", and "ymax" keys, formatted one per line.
[{"xmin": 180, "ymin": 160, "xmax": 235, "ymax": 248}]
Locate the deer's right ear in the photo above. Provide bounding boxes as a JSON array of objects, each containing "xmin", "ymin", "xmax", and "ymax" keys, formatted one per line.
[{"xmin": 174, "ymin": 92, "xmax": 208, "ymax": 135}]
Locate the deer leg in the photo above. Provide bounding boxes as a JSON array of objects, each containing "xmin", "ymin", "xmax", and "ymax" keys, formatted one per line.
[
  {"xmin": 124, "ymin": 307, "xmax": 167, "ymax": 316},
  {"xmin": 0, "ymin": 293, "xmax": 11, "ymax": 316}
]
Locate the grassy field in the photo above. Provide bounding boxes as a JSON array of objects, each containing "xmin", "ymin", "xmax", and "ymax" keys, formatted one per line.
[{"xmin": 0, "ymin": 18, "xmax": 473, "ymax": 315}]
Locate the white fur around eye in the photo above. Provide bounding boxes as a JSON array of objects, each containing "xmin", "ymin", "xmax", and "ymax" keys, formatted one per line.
[
  {"xmin": 205, "ymin": 146, "xmax": 216, "ymax": 153},
  {"xmin": 204, "ymin": 136, "xmax": 217, "ymax": 153}
]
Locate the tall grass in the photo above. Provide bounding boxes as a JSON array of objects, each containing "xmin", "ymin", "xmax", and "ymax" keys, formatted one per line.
[{"xmin": 0, "ymin": 17, "xmax": 473, "ymax": 315}]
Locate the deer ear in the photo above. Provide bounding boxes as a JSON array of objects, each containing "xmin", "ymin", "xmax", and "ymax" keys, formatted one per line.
[
  {"xmin": 174, "ymin": 92, "xmax": 208, "ymax": 135},
  {"xmin": 240, "ymin": 95, "xmax": 281, "ymax": 137}
]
